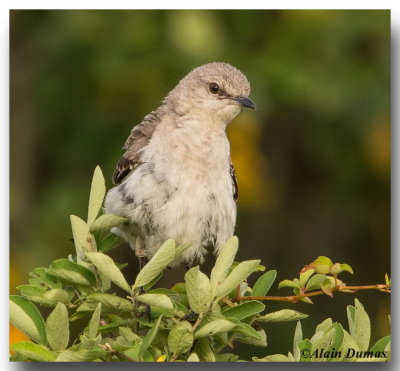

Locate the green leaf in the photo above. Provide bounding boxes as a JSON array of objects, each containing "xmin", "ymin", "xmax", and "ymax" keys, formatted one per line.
[
  {"xmin": 185, "ymin": 266, "xmax": 213, "ymax": 314},
  {"xmin": 29, "ymin": 267, "xmax": 62, "ymax": 289},
  {"xmin": 321, "ymin": 277, "xmax": 334, "ymax": 297},
  {"xmin": 278, "ymin": 279, "xmax": 298, "ymax": 289},
  {"xmin": 312, "ymin": 256, "xmax": 333, "ymax": 274},
  {"xmin": 119, "ymin": 326, "xmax": 141, "ymax": 343},
  {"xmin": 84, "ymin": 293, "xmax": 133, "ymax": 312},
  {"xmin": 87, "ymin": 166, "xmax": 106, "ymax": 226},
  {"xmin": 341, "ymin": 329, "xmax": 361, "ymax": 361},
  {"xmin": 194, "ymin": 338, "xmax": 216, "ymax": 362},
  {"xmin": 41, "ymin": 288, "xmax": 71, "ymax": 307},
  {"xmin": 252, "ymin": 270, "xmax": 277, "ymax": 296},
  {"xmin": 136, "ymin": 293, "xmax": 173, "ymax": 310},
  {"xmin": 123, "ymin": 343, "xmax": 153, "ymax": 362},
  {"xmin": 187, "ymin": 352, "xmax": 200, "ymax": 362},
  {"xmin": 48, "ymin": 258, "xmax": 96, "ymax": 286},
  {"xmin": 215, "ymin": 353, "xmax": 239, "ymax": 362},
  {"xmin": 310, "ymin": 323, "xmax": 344, "ymax": 361},
  {"xmin": 11, "ymin": 342, "xmax": 56, "ymax": 362},
  {"xmin": 56, "ymin": 349, "xmax": 106, "ymax": 362},
  {"xmin": 143, "ymin": 271, "xmax": 163, "ymax": 292},
  {"xmin": 222, "ymin": 300, "xmax": 265, "ymax": 320},
  {"xmin": 370, "ymin": 335, "xmax": 391, "ymax": 353},
  {"xmin": 45, "ymin": 302, "xmax": 69, "ymax": 351},
  {"xmin": 210, "ymin": 236, "xmax": 239, "ymax": 291},
  {"xmin": 138, "ymin": 314, "xmax": 163, "ymax": 361},
  {"xmin": 231, "ymin": 319, "xmax": 265, "ymax": 342},
  {"xmin": 87, "ymin": 303, "xmax": 102, "ymax": 339},
  {"xmin": 216, "ymin": 260, "xmax": 261, "ymax": 299},
  {"xmin": 89, "ymin": 213, "xmax": 128, "ymax": 233},
  {"xmin": 235, "ymin": 328, "xmax": 267, "ymax": 347},
  {"xmin": 9, "ymin": 296, "xmax": 47, "ymax": 345},
  {"xmin": 133, "ymin": 239, "xmax": 176, "ymax": 289},
  {"xmin": 315, "ymin": 318, "xmax": 333, "ymax": 333},
  {"xmin": 298, "ymin": 339, "xmax": 312, "ymax": 362},
  {"xmin": 293, "ymin": 321, "xmax": 302, "ymax": 361},
  {"xmin": 70, "ymin": 215, "xmax": 94, "ymax": 266},
  {"xmin": 253, "ymin": 354, "xmax": 290, "ymax": 362},
  {"xmin": 168, "ymin": 321, "xmax": 193, "ymax": 356},
  {"xmin": 170, "ymin": 282, "xmax": 186, "ymax": 294},
  {"xmin": 194, "ymin": 318, "xmax": 236, "ymax": 338},
  {"xmin": 17, "ymin": 285, "xmax": 45, "ymax": 303},
  {"xmin": 340, "ymin": 263, "xmax": 354, "ymax": 274},
  {"xmin": 348, "ymin": 299, "xmax": 371, "ymax": 351},
  {"xmin": 86, "ymin": 252, "xmax": 131, "ymax": 293},
  {"xmin": 299, "ymin": 269, "xmax": 315, "ymax": 287},
  {"xmin": 305, "ymin": 273, "xmax": 327, "ymax": 290},
  {"xmin": 257, "ymin": 309, "xmax": 308, "ymax": 323}
]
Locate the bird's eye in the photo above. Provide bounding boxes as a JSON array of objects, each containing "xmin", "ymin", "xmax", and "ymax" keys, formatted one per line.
[{"xmin": 209, "ymin": 82, "xmax": 220, "ymax": 94}]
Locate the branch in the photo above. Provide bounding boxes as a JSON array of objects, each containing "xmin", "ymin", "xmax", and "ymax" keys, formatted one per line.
[{"xmin": 233, "ymin": 283, "xmax": 391, "ymax": 303}]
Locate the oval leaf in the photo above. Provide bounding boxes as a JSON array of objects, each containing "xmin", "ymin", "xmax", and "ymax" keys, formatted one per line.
[
  {"xmin": 222, "ymin": 300, "xmax": 265, "ymax": 320},
  {"xmin": 252, "ymin": 270, "xmax": 277, "ymax": 297},
  {"xmin": 194, "ymin": 319, "xmax": 236, "ymax": 339},
  {"xmin": 257, "ymin": 309, "xmax": 309, "ymax": 323},
  {"xmin": 216, "ymin": 260, "xmax": 261, "ymax": 299},
  {"xmin": 86, "ymin": 252, "xmax": 131, "ymax": 293},
  {"xmin": 133, "ymin": 239, "xmax": 176, "ymax": 289},
  {"xmin": 70, "ymin": 215, "xmax": 94, "ymax": 266},
  {"xmin": 168, "ymin": 321, "xmax": 193, "ymax": 356},
  {"xmin": 41, "ymin": 288, "xmax": 71, "ymax": 307},
  {"xmin": 210, "ymin": 236, "xmax": 239, "ymax": 291},
  {"xmin": 79, "ymin": 293, "xmax": 133, "ymax": 312},
  {"xmin": 11, "ymin": 342, "xmax": 56, "ymax": 362},
  {"xmin": 48, "ymin": 259, "xmax": 96, "ymax": 286},
  {"xmin": 10, "ymin": 295, "xmax": 47, "ymax": 345},
  {"xmin": 56, "ymin": 349, "xmax": 106, "ymax": 362},
  {"xmin": 194, "ymin": 338, "xmax": 216, "ymax": 362},
  {"xmin": 136, "ymin": 293, "xmax": 173, "ymax": 310},
  {"xmin": 350, "ymin": 299, "xmax": 371, "ymax": 351},
  {"xmin": 46, "ymin": 302, "xmax": 69, "ymax": 351},
  {"xmin": 17, "ymin": 285, "xmax": 45, "ymax": 303},
  {"xmin": 89, "ymin": 213, "xmax": 128, "ymax": 233},
  {"xmin": 185, "ymin": 266, "xmax": 212, "ymax": 314},
  {"xmin": 187, "ymin": 352, "xmax": 200, "ymax": 362},
  {"xmin": 305, "ymin": 273, "xmax": 327, "ymax": 290},
  {"xmin": 87, "ymin": 166, "xmax": 106, "ymax": 226}
]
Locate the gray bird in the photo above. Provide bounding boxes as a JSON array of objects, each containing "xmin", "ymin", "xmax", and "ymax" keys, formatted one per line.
[{"xmin": 104, "ymin": 62, "xmax": 255, "ymax": 268}]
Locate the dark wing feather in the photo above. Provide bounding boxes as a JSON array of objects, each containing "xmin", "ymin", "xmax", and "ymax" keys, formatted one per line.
[
  {"xmin": 229, "ymin": 161, "xmax": 239, "ymax": 202},
  {"xmin": 112, "ymin": 109, "xmax": 162, "ymax": 185}
]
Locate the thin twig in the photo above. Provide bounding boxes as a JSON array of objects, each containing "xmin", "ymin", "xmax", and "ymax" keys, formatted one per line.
[
  {"xmin": 192, "ymin": 313, "xmax": 204, "ymax": 332},
  {"xmin": 233, "ymin": 283, "xmax": 391, "ymax": 303}
]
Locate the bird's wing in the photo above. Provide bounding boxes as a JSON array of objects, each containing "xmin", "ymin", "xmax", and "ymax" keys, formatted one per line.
[
  {"xmin": 112, "ymin": 110, "xmax": 162, "ymax": 185},
  {"xmin": 229, "ymin": 160, "xmax": 239, "ymax": 202}
]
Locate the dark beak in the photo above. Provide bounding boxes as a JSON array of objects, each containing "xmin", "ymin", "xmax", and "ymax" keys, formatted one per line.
[{"xmin": 232, "ymin": 95, "xmax": 256, "ymax": 109}]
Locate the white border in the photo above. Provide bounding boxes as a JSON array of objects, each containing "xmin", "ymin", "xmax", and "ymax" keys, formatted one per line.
[{"xmin": 2, "ymin": 3, "xmax": 398, "ymax": 370}]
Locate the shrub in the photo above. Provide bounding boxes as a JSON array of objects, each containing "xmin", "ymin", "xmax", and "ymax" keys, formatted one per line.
[{"xmin": 10, "ymin": 167, "xmax": 391, "ymax": 362}]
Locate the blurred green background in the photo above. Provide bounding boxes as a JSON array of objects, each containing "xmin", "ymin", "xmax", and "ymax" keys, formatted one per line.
[{"xmin": 10, "ymin": 9, "xmax": 390, "ymax": 358}]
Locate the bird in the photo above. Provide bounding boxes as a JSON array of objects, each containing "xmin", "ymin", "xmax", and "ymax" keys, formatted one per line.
[{"xmin": 104, "ymin": 62, "xmax": 255, "ymax": 269}]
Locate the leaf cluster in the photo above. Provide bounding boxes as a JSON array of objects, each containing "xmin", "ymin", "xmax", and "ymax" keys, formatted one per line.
[
  {"xmin": 254, "ymin": 299, "xmax": 391, "ymax": 362},
  {"xmin": 9, "ymin": 167, "xmax": 390, "ymax": 362}
]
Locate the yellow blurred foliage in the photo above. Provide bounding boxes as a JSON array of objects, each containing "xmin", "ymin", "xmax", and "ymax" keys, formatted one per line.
[
  {"xmin": 228, "ymin": 113, "xmax": 280, "ymax": 211},
  {"xmin": 364, "ymin": 114, "xmax": 390, "ymax": 177},
  {"xmin": 167, "ymin": 11, "xmax": 225, "ymax": 58}
]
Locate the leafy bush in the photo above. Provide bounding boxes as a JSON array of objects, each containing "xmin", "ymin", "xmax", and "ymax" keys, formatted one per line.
[{"xmin": 10, "ymin": 167, "xmax": 391, "ymax": 362}]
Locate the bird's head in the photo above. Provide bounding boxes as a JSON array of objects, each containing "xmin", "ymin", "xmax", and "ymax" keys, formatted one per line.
[{"xmin": 166, "ymin": 62, "xmax": 256, "ymax": 126}]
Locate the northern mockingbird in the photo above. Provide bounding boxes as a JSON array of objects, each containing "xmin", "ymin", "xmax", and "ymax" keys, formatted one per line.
[{"xmin": 104, "ymin": 62, "xmax": 255, "ymax": 268}]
